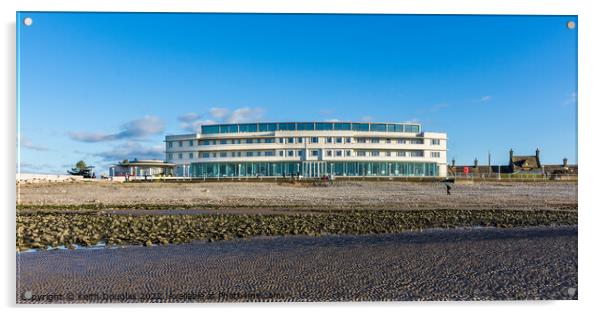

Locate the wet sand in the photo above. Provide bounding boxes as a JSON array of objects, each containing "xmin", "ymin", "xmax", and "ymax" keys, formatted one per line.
[{"xmin": 16, "ymin": 225, "xmax": 577, "ymax": 303}]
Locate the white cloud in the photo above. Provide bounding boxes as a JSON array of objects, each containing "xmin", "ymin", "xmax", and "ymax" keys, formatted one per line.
[
  {"xmin": 177, "ymin": 112, "xmax": 201, "ymax": 123},
  {"xmin": 225, "ymin": 107, "xmax": 264, "ymax": 123},
  {"xmin": 177, "ymin": 107, "xmax": 265, "ymax": 132},
  {"xmin": 17, "ymin": 134, "xmax": 49, "ymax": 151},
  {"xmin": 562, "ymin": 92, "xmax": 577, "ymax": 107},
  {"xmin": 475, "ymin": 95, "xmax": 492, "ymax": 103},
  {"xmin": 209, "ymin": 107, "xmax": 230, "ymax": 120},
  {"xmin": 94, "ymin": 141, "xmax": 164, "ymax": 162},
  {"xmin": 68, "ymin": 115, "xmax": 165, "ymax": 143}
]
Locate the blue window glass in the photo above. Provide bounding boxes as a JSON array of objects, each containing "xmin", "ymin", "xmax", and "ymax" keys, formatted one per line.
[
  {"xmin": 394, "ymin": 124, "xmax": 404, "ymax": 132},
  {"xmin": 258, "ymin": 123, "xmax": 277, "ymax": 132},
  {"xmin": 297, "ymin": 122, "xmax": 314, "ymax": 130},
  {"xmin": 239, "ymin": 124, "xmax": 258, "ymax": 133},
  {"xmin": 202, "ymin": 125, "xmax": 219, "ymax": 134},
  {"xmin": 404, "ymin": 125, "xmax": 420, "ymax": 133},
  {"xmin": 371, "ymin": 124, "xmax": 386, "ymax": 132},
  {"xmin": 277, "ymin": 122, "xmax": 296, "ymax": 131},
  {"xmin": 352, "ymin": 123, "xmax": 369, "ymax": 131},
  {"xmin": 316, "ymin": 122, "xmax": 333, "ymax": 130},
  {"xmin": 334, "ymin": 123, "xmax": 351, "ymax": 130},
  {"xmin": 219, "ymin": 124, "xmax": 238, "ymax": 133}
]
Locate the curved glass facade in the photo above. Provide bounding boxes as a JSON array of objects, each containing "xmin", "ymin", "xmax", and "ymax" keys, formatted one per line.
[
  {"xmin": 200, "ymin": 122, "xmax": 420, "ymax": 135},
  {"xmin": 190, "ymin": 161, "xmax": 438, "ymax": 178}
]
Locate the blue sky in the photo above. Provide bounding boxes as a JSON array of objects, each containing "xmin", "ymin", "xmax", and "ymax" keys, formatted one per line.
[{"xmin": 17, "ymin": 13, "xmax": 577, "ymax": 174}]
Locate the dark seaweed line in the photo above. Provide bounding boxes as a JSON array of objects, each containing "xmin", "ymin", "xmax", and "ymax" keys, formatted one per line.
[{"xmin": 16, "ymin": 210, "xmax": 577, "ymax": 251}]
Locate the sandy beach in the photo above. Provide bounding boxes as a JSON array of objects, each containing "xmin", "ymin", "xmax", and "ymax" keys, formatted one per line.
[
  {"xmin": 16, "ymin": 226, "xmax": 578, "ymax": 302},
  {"xmin": 17, "ymin": 181, "xmax": 578, "ymax": 211}
]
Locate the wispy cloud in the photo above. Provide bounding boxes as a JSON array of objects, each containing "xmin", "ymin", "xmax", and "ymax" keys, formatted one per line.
[
  {"xmin": 68, "ymin": 115, "xmax": 165, "ymax": 143},
  {"xmin": 562, "ymin": 92, "xmax": 577, "ymax": 107},
  {"xmin": 428, "ymin": 103, "xmax": 449, "ymax": 113},
  {"xmin": 17, "ymin": 135, "xmax": 49, "ymax": 151},
  {"xmin": 177, "ymin": 107, "xmax": 265, "ymax": 133},
  {"xmin": 94, "ymin": 142, "xmax": 164, "ymax": 162},
  {"xmin": 474, "ymin": 95, "xmax": 492, "ymax": 103}
]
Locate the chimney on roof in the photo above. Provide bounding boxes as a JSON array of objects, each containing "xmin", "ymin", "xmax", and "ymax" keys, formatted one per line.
[
  {"xmin": 452, "ymin": 159, "xmax": 455, "ymax": 167},
  {"xmin": 474, "ymin": 158, "xmax": 478, "ymax": 168},
  {"xmin": 536, "ymin": 148, "xmax": 540, "ymax": 159},
  {"xmin": 509, "ymin": 148, "xmax": 514, "ymax": 164}
]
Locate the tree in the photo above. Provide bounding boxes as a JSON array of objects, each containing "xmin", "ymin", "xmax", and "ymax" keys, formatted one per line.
[{"xmin": 75, "ymin": 160, "xmax": 87, "ymax": 170}]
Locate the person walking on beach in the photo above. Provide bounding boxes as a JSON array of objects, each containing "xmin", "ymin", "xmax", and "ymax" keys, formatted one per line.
[{"xmin": 445, "ymin": 183, "xmax": 452, "ymax": 195}]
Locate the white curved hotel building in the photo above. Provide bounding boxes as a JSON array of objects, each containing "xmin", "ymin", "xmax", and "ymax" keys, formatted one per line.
[{"xmin": 165, "ymin": 122, "xmax": 447, "ymax": 178}]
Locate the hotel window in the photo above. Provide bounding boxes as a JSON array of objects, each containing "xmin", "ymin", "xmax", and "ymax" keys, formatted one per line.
[
  {"xmin": 386, "ymin": 151, "xmax": 391, "ymax": 157},
  {"xmin": 345, "ymin": 137, "xmax": 352, "ymax": 143},
  {"xmin": 237, "ymin": 152, "xmax": 241, "ymax": 157},
  {"xmin": 279, "ymin": 138, "xmax": 285, "ymax": 143},
  {"xmin": 311, "ymin": 150, "xmax": 319, "ymax": 157},
  {"xmin": 265, "ymin": 151, "xmax": 274, "ymax": 156},
  {"xmin": 189, "ymin": 140, "xmax": 193, "ymax": 146},
  {"xmin": 397, "ymin": 139, "xmax": 405, "ymax": 144},
  {"xmin": 397, "ymin": 151, "xmax": 406, "ymax": 157},
  {"xmin": 212, "ymin": 153, "xmax": 217, "ymax": 158},
  {"xmin": 239, "ymin": 123, "xmax": 258, "ymax": 133},
  {"xmin": 167, "ymin": 153, "xmax": 173, "ymax": 159},
  {"xmin": 336, "ymin": 137, "xmax": 342, "ymax": 143},
  {"xmin": 230, "ymin": 152, "xmax": 236, "ymax": 157},
  {"xmin": 288, "ymin": 150, "xmax": 294, "ymax": 157},
  {"xmin": 316, "ymin": 122, "xmax": 333, "ymax": 130},
  {"xmin": 198, "ymin": 152, "xmax": 202, "ymax": 158},
  {"xmin": 168, "ymin": 142, "xmax": 173, "ymax": 148},
  {"xmin": 334, "ymin": 122, "xmax": 351, "ymax": 131},
  {"xmin": 202, "ymin": 140, "xmax": 209, "ymax": 145},
  {"xmin": 220, "ymin": 152, "xmax": 227, "ymax": 157},
  {"xmin": 212, "ymin": 140, "xmax": 217, "ymax": 145},
  {"xmin": 178, "ymin": 153, "xmax": 183, "ymax": 159},
  {"xmin": 326, "ymin": 150, "xmax": 332, "ymax": 157},
  {"xmin": 409, "ymin": 139, "xmax": 424, "ymax": 144},
  {"xmin": 386, "ymin": 139, "xmax": 391, "ymax": 144},
  {"xmin": 279, "ymin": 151, "xmax": 284, "ymax": 157},
  {"xmin": 189, "ymin": 152, "xmax": 193, "ymax": 159},
  {"xmin": 298, "ymin": 150, "xmax": 304, "ymax": 157},
  {"xmin": 258, "ymin": 123, "xmax": 277, "ymax": 132},
  {"xmin": 264, "ymin": 138, "xmax": 275, "ymax": 143},
  {"xmin": 311, "ymin": 137, "xmax": 319, "ymax": 143},
  {"xmin": 431, "ymin": 152, "xmax": 441, "ymax": 158},
  {"xmin": 178, "ymin": 141, "xmax": 183, "ymax": 147},
  {"xmin": 246, "ymin": 152, "xmax": 254, "ymax": 157},
  {"xmin": 245, "ymin": 139, "xmax": 254, "ymax": 144},
  {"xmin": 288, "ymin": 137, "xmax": 295, "ymax": 144},
  {"xmin": 345, "ymin": 150, "xmax": 351, "ymax": 156},
  {"xmin": 410, "ymin": 151, "xmax": 424, "ymax": 157},
  {"xmin": 336, "ymin": 150, "xmax": 343, "ymax": 157},
  {"xmin": 256, "ymin": 151, "xmax": 262, "ymax": 156},
  {"xmin": 357, "ymin": 151, "xmax": 366, "ymax": 157},
  {"xmin": 298, "ymin": 137, "xmax": 304, "ymax": 143},
  {"xmin": 202, "ymin": 153, "xmax": 210, "ymax": 158},
  {"xmin": 371, "ymin": 150, "xmax": 380, "ymax": 157},
  {"xmin": 370, "ymin": 138, "xmax": 379, "ymax": 143},
  {"xmin": 357, "ymin": 138, "xmax": 366, "ymax": 143},
  {"xmin": 431, "ymin": 139, "xmax": 440, "ymax": 145},
  {"xmin": 220, "ymin": 139, "xmax": 227, "ymax": 144},
  {"xmin": 371, "ymin": 123, "xmax": 386, "ymax": 132},
  {"xmin": 326, "ymin": 137, "xmax": 333, "ymax": 143}
]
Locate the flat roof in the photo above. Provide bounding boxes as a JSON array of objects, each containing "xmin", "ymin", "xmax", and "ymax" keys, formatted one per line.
[{"xmin": 167, "ymin": 121, "xmax": 422, "ymax": 138}]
